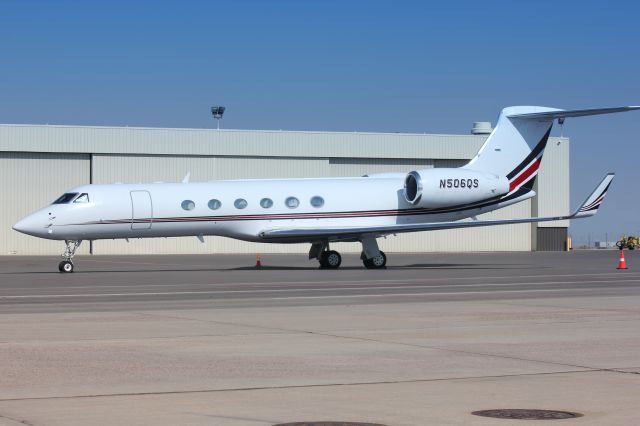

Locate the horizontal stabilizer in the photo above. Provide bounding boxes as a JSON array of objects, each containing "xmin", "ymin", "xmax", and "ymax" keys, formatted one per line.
[
  {"xmin": 508, "ymin": 106, "xmax": 640, "ymax": 120},
  {"xmin": 259, "ymin": 174, "xmax": 614, "ymax": 241}
]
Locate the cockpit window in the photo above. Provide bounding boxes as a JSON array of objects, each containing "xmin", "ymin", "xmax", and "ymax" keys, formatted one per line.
[
  {"xmin": 52, "ymin": 193, "xmax": 79, "ymax": 204},
  {"xmin": 73, "ymin": 193, "xmax": 89, "ymax": 203}
]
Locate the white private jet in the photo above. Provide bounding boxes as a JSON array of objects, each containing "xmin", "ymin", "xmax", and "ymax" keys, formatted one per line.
[{"xmin": 13, "ymin": 106, "xmax": 637, "ymax": 272}]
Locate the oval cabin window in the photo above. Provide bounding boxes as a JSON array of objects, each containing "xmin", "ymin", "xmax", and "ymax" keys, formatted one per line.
[
  {"xmin": 181, "ymin": 200, "xmax": 195, "ymax": 211},
  {"xmin": 234, "ymin": 198, "xmax": 248, "ymax": 209},
  {"xmin": 285, "ymin": 197, "xmax": 299, "ymax": 209},
  {"xmin": 208, "ymin": 199, "xmax": 222, "ymax": 210},
  {"xmin": 310, "ymin": 196, "xmax": 324, "ymax": 208}
]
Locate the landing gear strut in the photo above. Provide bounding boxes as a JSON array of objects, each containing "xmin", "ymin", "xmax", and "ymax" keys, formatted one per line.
[
  {"xmin": 58, "ymin": 240, "xmax": 82, "ymax": 273},
  {"xmin": 360, "ymin": 237, "xmax": 387, "ymax": 269}
]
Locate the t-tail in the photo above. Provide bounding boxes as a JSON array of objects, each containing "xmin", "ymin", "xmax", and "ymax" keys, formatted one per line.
[{"xmin": 464, "ymin": 105, "xmax": 640, "ymax": 196}]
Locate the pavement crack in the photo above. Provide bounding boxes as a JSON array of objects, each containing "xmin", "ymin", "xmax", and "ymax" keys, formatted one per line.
[
  {"xmin": 0, "ymin": 413, "xmax": 36, "ymax": 426},
  {"xmin": 183, "ymin": 412, "xmax": 281, "ymax": 423},
  {"xmin": 303, "ymin": 330, "xmax": 604, "ymax": 371},
  {"xmin": 493, "ymin": 300, "xmax": 640, "ymax": 315},
  {"xmin": 135, "ymin": 312, "xmax": 610, "ymax": 372},
  {"xmin": 135, "ymin": 312, "xmax": 307, "ymax": 335},
  {"xmin": 0, "ymin": 369, "xmax": 599, "ymax": 402}
]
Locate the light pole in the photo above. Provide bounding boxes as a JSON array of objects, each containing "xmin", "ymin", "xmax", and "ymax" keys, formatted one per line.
[{"xmin": 211, "ymin": 106, "xmax": 226, "ymax": 130}]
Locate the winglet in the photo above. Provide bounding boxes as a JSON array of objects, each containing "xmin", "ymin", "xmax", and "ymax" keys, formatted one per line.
[
  {"xmin": 182, "ymin": 172, "xmax": 191, "ymax": 184},
  {"xmin": 572, "ymin": 173, "xmax": 615, "ymax": 218}
]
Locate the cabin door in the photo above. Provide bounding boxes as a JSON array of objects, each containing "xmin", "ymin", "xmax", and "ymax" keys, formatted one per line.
[{"xmin": 130, "ymin": 190, "xmax": 153, "ymax": 230}]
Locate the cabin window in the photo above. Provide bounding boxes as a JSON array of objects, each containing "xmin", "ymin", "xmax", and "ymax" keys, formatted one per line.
[
  {"xmin": 260, "ymin": 198, "xmax": 273, "ymax": 208},
  {"xmin": 208, "ymin": 199, "xmax": 222, "ymax": 210},
  {"xmin": 234, "ymin": 198, "xmax": 248, "ymax": 209},
  {"xmin": 73, "ymin": 193, "xmax": 89, "ymax": 203},
  {"xmin": 52, "ymin": 193, "xmax": 79, "ymax": 204},
  {"xmin": 285, "ymin": 196, "xmax": 299, "ymax": 209},
  {"xmin": 181, "ymin": 200, "xmax": 196, "ymax": 211},
  {"xmin": 310, "ymin": 196, "xmax": 324, "ymax": 208}
]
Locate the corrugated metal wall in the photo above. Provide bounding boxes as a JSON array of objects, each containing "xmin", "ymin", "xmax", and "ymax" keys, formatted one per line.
[
  {"xmin": 0, "ymin": 124, "xmax": 486, "ymax": 160},
  {"xmin": 535, "ymin": 137, "xmax": 570, "ymax": 227},
  {"xmin": 1, "ymin": 152, "xmax": 90, "ymax": 255}
]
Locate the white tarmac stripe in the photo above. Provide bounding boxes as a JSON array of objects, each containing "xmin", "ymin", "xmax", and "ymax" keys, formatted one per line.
[
  {"xmin": 268, "ymin": 287, "xmax": 634, "ymax": 300},
  {"xmin": 3, "ymin": 271, "xmax": 640, "ymax": 292},
  {"xmin": 1, "ymin": 278, "xmax": 638, "ymax": 299}
]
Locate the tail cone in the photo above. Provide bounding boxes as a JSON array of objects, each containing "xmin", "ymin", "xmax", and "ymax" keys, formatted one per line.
[{"xmin": 617, "ymin": 250, "xmax": 628, "ymax": 270}]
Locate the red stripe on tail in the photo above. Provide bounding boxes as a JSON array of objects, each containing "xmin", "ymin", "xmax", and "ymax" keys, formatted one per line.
[{"xmin": 509, "ymin": 159, "xmax": 540, "ymax": 192}]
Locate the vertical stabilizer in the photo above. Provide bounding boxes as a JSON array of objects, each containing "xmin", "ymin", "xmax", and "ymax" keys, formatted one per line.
[{"xmin": 464, "ymin": 106, "xmax": 558, "ymax": 193}]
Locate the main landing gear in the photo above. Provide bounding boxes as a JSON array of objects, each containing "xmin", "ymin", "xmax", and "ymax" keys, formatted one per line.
[
  {"xmin": 310, "ymin": 242, "xmax": 342, "ymax": 269},
  {"xmin": 319, "ymin": 250, "xmax": 342, "ymax": 269},
  {"xmin": 362, "ymin": 250, "xmax": 387, "ymax": 269},
  {"xmin": 58, "ymin": 240, "xmax": 82, "ymax": 273},
  {"xmin": 309, "ymin": 237, "xmax": 387, "ymax": 269},
  {"xmin": 360, "ymin": 235, "xmax": 387, "ymax": 269}
]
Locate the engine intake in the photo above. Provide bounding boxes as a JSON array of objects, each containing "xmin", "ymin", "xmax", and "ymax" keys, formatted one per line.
[{"xmin": 404, "ymin": 171, "xmax": 423, "ymax": 203}]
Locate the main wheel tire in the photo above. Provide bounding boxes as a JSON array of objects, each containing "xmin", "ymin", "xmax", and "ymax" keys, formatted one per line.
[
  {"xmin": 320, "ymin": 250, "xmax": 342, "ymax": 269},
  {"xmin": 363, "ymin": 251, "xmax": 387, "ymax": 269},
  {"xmin": 58, "ymin": 260, "xmax": 74, "ymax": 273}
]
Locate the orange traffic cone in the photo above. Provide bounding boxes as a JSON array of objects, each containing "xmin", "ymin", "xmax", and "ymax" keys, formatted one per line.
[
  {"xmin": 617, "ymin": 250, "xmax": 628, "ymax": 270},
  {"xmin": 255, "ymin": 254, "xmax": 262, "ymax": 269}
]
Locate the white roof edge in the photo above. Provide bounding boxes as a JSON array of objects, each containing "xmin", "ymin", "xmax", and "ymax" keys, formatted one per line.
[{"xmin": 0, "ymin": 123, "xmax": 484, "ymax": 138}]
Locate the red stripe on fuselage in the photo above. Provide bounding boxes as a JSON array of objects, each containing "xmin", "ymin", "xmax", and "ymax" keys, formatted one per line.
[{"xmin": 509, "ymin": 159, "xmax": 540, "ymax": 192}]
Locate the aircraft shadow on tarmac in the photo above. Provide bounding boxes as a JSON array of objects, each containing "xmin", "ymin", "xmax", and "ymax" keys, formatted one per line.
[
  {"xmin": 232, "ymin": 263, "xmax": 541, "ymax": 271},
  {"xmin": 1, "ymin": 263, "xmax": 544, "ymax": 274}
]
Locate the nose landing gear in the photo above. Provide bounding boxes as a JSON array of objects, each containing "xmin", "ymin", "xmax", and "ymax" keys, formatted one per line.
[{"xmin": 58, "ymin": 240, "xmax": 82, "ymax": 273}]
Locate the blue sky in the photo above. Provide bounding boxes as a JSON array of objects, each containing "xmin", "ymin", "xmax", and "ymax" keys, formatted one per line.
[{"xmin": 1, "ymin": 1, "xmax": 638, "ymax": 244}]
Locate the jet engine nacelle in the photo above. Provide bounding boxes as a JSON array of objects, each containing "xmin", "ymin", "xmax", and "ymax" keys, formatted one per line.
[{"xmin": 403, "ymin": 168, "xmax": 509, "ymax": 208}]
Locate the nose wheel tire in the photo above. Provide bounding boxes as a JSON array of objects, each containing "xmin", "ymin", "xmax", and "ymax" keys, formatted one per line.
[
  {"xmin": 319, "ymin": 250, "xmax": 342, "ymax": 269},
  {"xmin": 58, "ymin": 260, "xmax": 74, "ymax": 273},
  {"xmin": 363, "ymin": 251, "xmax": 387, "ymax": 269}
]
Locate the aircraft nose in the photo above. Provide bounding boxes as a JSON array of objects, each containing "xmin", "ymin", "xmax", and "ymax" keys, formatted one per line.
[{"xmin": 13, "ymin": 214, "xmax": 47, "ymax": 237}]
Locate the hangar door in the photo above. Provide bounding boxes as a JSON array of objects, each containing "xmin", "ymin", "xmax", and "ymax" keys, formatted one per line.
[
  {"xmin": 1, "ymin": 152, "xmax": 90, "ymax": 255},
  {"xmin": 536, "ymin": 227, "xmax": 568, "ymax": 251}
]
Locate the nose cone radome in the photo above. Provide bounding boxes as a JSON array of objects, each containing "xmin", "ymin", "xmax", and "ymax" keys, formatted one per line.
[{"xmin": 13, "ymin": 214, "xmax": 46, "ymax": 237}]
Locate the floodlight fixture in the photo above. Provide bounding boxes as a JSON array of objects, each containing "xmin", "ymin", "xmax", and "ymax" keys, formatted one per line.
[{"xmin": 211, "ymin": 106, "xmax": 226, "ymax": 129}]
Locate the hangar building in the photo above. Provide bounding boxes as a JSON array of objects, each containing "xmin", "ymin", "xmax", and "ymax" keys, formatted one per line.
[{"xmin": 0, "ymin": 123, "xmax": 569, "ymax": 256}]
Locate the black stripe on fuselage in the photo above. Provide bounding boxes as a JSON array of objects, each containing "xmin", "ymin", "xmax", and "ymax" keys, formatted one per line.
[{"xmin": 76, "ymin": 188, "xmax": 533, "ymax": 226}]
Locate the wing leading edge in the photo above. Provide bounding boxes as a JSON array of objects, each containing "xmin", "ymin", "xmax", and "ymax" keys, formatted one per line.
[
  {"xmin": 507, "ymin": 106, "xmax": 640, "ymax": 120},
  {"xmin": 259, "ymin": 174, "xmax": 614, "ymax": 241}
]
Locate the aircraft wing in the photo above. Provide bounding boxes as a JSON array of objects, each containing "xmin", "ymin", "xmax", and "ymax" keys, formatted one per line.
[{"xmin": 259, "ymin": 173, "xmax": 614, "ymax": 241}]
